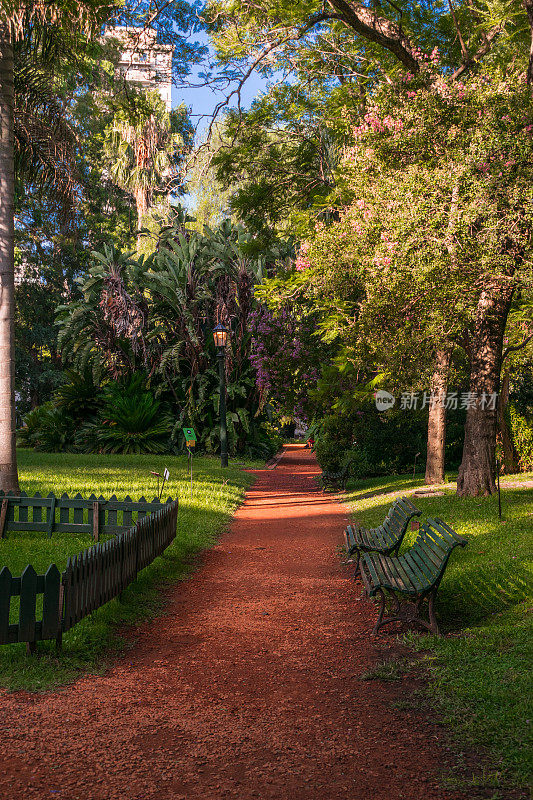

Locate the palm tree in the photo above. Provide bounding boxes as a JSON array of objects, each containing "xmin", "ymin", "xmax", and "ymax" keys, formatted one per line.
[
  {"xmin": 0, "ymin": 27, "xmax": 17, "ymax": 490},
  {"xmin": 103, "ymin": 92, "xmax": 190, "ymax": 247},
  {"xmin": 0, "ymin": 3, "xmax": 105, "ymax": 490}
]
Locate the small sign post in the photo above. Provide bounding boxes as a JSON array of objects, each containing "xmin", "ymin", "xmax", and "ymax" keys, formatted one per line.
[
  {"xmin": 150, "ymin": 468, "xmax": 170, "ymax": 500},
  {"xmin": 161, "ymin": 467, "xmax": 170, "ymax": 500},
  {"xmin": 183, "ymin": 428, "xmax": 197, "ymax": 496}
]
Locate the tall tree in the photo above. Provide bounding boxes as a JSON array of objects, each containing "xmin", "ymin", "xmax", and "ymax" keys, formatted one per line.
[
  {"xmin": 0, "ymin": 23, "xmax": 17, "ymax": 489},
  {"xmin": 204, "ymin": 1, "xmax": 533, "ymax": 495},
  {"xmin": 0, "ymin": 0, "xmax": 206, "ymax": 490},
  {"xmin": 103, "ymin": 91, "xmax": 193, "ymax": 245},
  {"xmin": 278, "ymin": 66, "xmax": 533, "ymax": 495},
  {"xmin": 0, "ymin": 2, "xmax": 109, "ymax": 491}
]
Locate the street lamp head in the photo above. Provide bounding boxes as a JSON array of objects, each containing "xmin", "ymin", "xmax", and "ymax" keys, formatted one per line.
[{"xmin": 213, "ymin": 322, "xmax": 229, "ymax": 349}]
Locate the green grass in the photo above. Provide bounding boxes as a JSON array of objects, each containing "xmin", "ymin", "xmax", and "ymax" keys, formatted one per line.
[
  {"xmin": 344, "ymin": 473, "xmax": 533, "ymax": 792},
  {"xmin": 0, "ymin": 449, "xmax": 259, "ymax": 692}
]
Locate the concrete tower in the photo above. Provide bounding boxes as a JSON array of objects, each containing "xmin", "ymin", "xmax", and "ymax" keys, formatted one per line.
[{"xmin": 104, "ymin": 27, "xmax": 174, "ymax": 111}]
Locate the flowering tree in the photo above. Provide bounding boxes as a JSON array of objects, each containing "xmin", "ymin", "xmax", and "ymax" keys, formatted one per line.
[
  {"xmin": 303, "ymin": 61, "xmax": 533, "ymax": 495},
  {"xmin": 249, "ymin": 303, "xmax": 324, "ymax": 421}
]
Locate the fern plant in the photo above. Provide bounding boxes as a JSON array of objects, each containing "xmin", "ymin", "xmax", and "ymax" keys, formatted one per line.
[
  {"xmin": 54, "ymin": 369, "xmax": 101, "ymax": 418},
  {"xmin": 18, "ymin": 403, "xmax": 76, "ymax": 452},
  {"xmin": 76, "ymin": 375, "xmax": 173, "ymax": 455}
]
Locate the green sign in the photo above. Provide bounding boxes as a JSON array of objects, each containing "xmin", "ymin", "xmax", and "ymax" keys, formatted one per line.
[{"xmin": 182, "ymin": 427, "xmax": 197, "ymax": 442}]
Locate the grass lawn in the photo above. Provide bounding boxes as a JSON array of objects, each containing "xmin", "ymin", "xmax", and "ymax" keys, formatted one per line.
[
  {"xmin": 0, "ymin": 449, "xmax": 259, "ymax": 692},
  {"xmin": 344, "ymin": 473, "xmax": 533, "ymax": 793}
]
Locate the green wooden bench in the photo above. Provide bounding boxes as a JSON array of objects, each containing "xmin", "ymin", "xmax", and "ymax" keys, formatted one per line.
[
  {"xmin": 360, "ymin": 517, "xmax": 468, "ymax": 635},
  {"xmin": 321, "ymin": 457, "xmax": 356, "ymax": 491},
  {"xmin": 344, "ymin": 496, "xmax": 421, "ymax": 575}
]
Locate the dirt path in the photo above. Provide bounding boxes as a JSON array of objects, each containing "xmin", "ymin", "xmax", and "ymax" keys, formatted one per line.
[{"xmin": 0, "ymin": 445, "xmax": 474, "ymax": 800}]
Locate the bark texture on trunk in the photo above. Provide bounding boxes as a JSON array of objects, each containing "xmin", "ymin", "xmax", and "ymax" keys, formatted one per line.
[
  {"xmin": 0, "ymin": 32, "xmax": 19, "ymax": 492},
  {"xmin": 523, "ymin": 0, "xmax": 533, "ymax": 87},
  {"xmin": 134, "ymin": 186, "xmax": 148, "ymax": 248},
  {"xmin": 327, "ymin": 0, "xmax": 420, "ymax": 72},
  {"xmin": 425, "ymin": 349, "xmax": 451, "ymax": 485},
  {"xmin": 456, "ymin": 279, "xmax": 514, "ymax": 497},
  {"xmin": 497, "ymin": 368, "xmax": 518, "ymax": 474}
]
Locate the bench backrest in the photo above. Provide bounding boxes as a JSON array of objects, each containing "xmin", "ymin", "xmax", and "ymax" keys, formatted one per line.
[
  {"xmin": 385, "ymin": 497, "xmax": 421, "ymax": 533},
  {"xmin": 411, "ymin": 517, "xmax": 468, "ymax": 580}
]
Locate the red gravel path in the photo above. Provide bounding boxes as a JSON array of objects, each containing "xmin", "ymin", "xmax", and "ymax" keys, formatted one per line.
[{"xmin": 0, "ymin": 445, "xmax": 476, "ymax": 799}]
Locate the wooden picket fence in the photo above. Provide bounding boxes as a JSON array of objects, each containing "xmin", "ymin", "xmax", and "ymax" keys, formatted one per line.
[
  {"xmin": 0, "ymin": 499, "xmax": 178, "ymax": 653},
  {"xmin": 0, "ymin": 491, "xmax": 173, "ymax": 541}
]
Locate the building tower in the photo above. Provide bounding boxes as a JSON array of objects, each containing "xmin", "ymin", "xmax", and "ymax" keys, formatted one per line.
[{"xmin": 103, "ymin": 27, "xmax": 174, "ymax": 111}]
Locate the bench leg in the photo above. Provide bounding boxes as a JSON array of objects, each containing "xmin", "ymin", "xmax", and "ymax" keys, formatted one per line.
[
  {"xmin": 426, "ymin": 591, "xmax": 439, "ymax": 636},
  {"xmin": 390, "ymin": 591, "xmax": 401, "ymax": 614},
  {"xmin": 371, "ymin": 591, "xmax": 441, "ymax": 636},
  {"xmin": 351, "ymin": 550, "xmax": 361, "ymax": 580},
  {"xmin": 372, "ymin": 588, "xmax": 387, "ymax": 634}
]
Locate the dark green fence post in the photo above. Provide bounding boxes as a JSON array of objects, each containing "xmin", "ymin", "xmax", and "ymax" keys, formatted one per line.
[
  {"xmin": 19, "ymin": 565, "xmax": 38, "ymax": 654},
  {"xmin": 0, "ymin": 566, "xmax": 11, "ymax": 644}
]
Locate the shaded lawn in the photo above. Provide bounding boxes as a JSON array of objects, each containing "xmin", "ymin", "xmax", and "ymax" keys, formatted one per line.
[
  {"xmin": 344, "ymin": 473, "xmax": 533, "ymax": 791},
  {"xmin": 0, "ymin": 450, "xmax": 258, "ymax": 691}
]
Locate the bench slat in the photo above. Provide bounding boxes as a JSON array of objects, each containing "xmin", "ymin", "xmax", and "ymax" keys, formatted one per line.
[
  {"xmin": 418, "ymin": 530, "xmax": 448, "ymax": 557},
  {"xmin": 362, "ymin": 553, "xmax": 382, "ymax": 589},
  {"xmin": 375, "ymin": 524, "xmax": 394, "ymax": 547},
  {"xmin": 396, "ymin": 556, "xmax": 426, "ymax": 593},
  {"xmin": 381, "ymin": 518, "xmax": 402, "ymax": 544},
  {"xmin": 412, "ymin": 540, "xmax": 443, "ymax": 571},
  {"xmin": 405, "ymin": 549, "xmax": 438, "ymax": 584},
  {"xmin": 427, "ymin": 518, "xmax": 464, "ymax": 546},
  {"xmin": 378, "ymin": 554, "xmax": 417, "ymax": 593},
  {"xmin": 421, "ymin": 525, "xmax": 449, "ymax": 549}
]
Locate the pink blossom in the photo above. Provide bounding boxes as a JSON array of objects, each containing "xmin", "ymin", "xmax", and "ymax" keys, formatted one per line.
[{"xmin": 294, "ymin": 255, "xmax": 311, "ymax": 272}]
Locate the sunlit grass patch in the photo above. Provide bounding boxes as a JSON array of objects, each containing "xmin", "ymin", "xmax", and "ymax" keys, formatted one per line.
[
  {"xmin": 344, "ymin": 473, "xmax": 533, "ymax": 789},
  {"xmin": 0, "ymin": 450, "xmax": 258, "ymax": 691}
]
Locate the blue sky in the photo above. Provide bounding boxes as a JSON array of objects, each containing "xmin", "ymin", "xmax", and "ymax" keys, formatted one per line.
[
  {"xmin": 176, "ymin": 72, "xmax": 270, "ymax": 138},
  {"xmin": 172, "ymin": 30, "xmax": 271, "ymax": 141},
  {"xmin": 171, "ymin": 37, "xmax": 272, "ymax": 209}
]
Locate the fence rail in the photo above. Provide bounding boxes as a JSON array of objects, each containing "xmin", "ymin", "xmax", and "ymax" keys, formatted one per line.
[
  {"xmin": 0, "ymin": 491, "xmax": 173, "ymax": 541},
  {"xmin": 62, "ymin": 501, "xmax": 178, "ymax": 633},
  {"xmin": 0, "ymin": 499, "xmax": 178, "ymax": 652}
]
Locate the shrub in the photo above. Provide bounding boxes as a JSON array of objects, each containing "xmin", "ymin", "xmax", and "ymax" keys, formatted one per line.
[
  {"xmin": 245, "ymin": 422, "xmax": 283, "ymax": 459},
  {"xmin": 314, "ymin": 413, "xmax": 354, "ymax": 472},
  {"xmin": 54, "ymin": 370, "xmax": 101, "ymax": 419},
  {"xmin": 313, "ymin": 400, "xmax": 469, "ymax": 479},
  {"xmin": 508, "ymin": 405, "xmax": 533, "ymax": 471},
  {"xmin": 76, "ymin": 376, "xmax": 173, "ymax": 455},
  {"xmin": 18, "ymin": 403, "xmax": 76, "ymax": 452},
  {"xmin": 351, "ymin": 407, "xmax": 428, "ymax": 476}
]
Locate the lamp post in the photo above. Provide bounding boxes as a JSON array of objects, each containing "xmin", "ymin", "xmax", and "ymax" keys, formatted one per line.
[{"xmin": 213, "ymin": 323, "xmax": 229, "ymax": 467}]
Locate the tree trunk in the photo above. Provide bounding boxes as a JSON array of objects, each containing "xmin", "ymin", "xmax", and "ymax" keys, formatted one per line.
[
  {"xmin": 327, "ymin": 0, "xmax": 420, "ymax": 72},
  {"xmin": 456, "ymin": 279, "xmax": 514, "ymax": 497},
  {"xmin": 0, "ymin": 31, "xmax": 20, "ymax": 492},
  {"xmin": 497, "ymin": 367, "xmax": 518, "ymax": 474},
  {"xmin": 523, "ymin": 0, "xmax": 533, "ymax": 87},
  {"xmin": 424, "ymin": 181, "xmax": 457, "ymax": 485},
  {"xmin": 425, "ymin": 349, "xmax": 451, "ymax": 484},
  {"xmin": 134, "ymin": 186, "xmax": 148, "ymax": 249}
]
